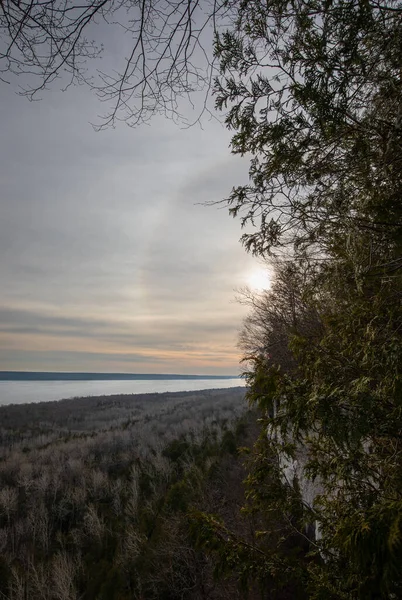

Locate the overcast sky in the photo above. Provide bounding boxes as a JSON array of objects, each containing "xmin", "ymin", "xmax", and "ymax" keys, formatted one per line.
[{"xmin": 0, "ymin": 41, "xmax": 265, "ymax": 375}]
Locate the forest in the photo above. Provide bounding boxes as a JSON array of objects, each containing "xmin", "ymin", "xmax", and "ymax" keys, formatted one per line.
[{"xmin": 0, "ymin": 388, "xmax": 268, "ymax": 599}]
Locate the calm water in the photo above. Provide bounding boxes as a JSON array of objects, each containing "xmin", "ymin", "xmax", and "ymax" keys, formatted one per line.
[{"xmin": 0, "ymin": 378, "xmax": 245, "ymax": 406}]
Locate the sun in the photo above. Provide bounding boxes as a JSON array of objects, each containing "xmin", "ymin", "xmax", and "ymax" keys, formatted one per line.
[{"xmin": 247, "ymin": 267, "xmax": 272, "ymax": 291}]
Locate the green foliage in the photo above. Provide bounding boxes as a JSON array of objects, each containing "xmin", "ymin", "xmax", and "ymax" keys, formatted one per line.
[
  {"xmin": 207, "ymin": 0, "xmax": 402, "ymax": 597},
  {"xmin": 215, "ymin": 0, "xmax": 402, "ymax": 259},
  {"xmin": 189, "ymin": 429, "xmax": 310, "ymax": 599},
  {"xmin": 234, "ymin": 255, "xmax": 402, "ymax": 596},
  {"xmin": 162, "ymin": 438, "xmax": 190, "ymax": 463},
  {"xmin": 221, "ymin": 430, "xmax": 238, "ymax": 455},
  {"xmin": 166, "ymin": 479, "xmax": 193, "ymax": 512}
]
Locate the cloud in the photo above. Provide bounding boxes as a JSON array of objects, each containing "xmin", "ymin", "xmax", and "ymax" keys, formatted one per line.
[{"xmin": 0, "ymin": 78, "xmax": 257, "ymax": 374}]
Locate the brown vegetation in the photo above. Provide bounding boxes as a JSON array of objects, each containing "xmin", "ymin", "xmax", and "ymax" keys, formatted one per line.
[{"xmin": 0, "ymin": 387, "xmax": 263, "ymax": 599}]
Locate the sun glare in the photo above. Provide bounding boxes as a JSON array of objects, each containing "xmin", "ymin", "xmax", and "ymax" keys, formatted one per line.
[{"xmin": 247, "ymin": 268, "xmax": 272, "ymax": 291}]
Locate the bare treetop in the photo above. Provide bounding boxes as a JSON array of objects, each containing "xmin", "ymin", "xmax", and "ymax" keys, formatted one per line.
[{"xmin": 0, "ymin": 0, "xmax": 233, "ymax": 126}]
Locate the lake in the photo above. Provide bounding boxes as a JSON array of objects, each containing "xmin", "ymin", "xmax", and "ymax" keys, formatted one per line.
[{"xmin": 0, "ymin": 377, "xmax": 245, "ymax": 405}]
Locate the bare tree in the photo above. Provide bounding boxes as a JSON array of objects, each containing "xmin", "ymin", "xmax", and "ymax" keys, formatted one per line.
[
  {"xmin": 51, "ymin": 551, "xmax": 78, "ymax": 600},
  {"xmin": 83, "ymin": 503, "xmax": 104, "ymax": 540},
  {"xmin": 0, "ymin": 0, "xmax": 235, "ymax": 126},
  {"xmin": 0, "ymin": 486, "xmax": 18, "ymax": 524},
  {"xmin": 28, "ymin": 561, "xmax": 53, "ymax": 600},
  {"xmin": 238, "ymin": 259, "xmax": 323, "ymax": 373},
  {"xmin": 8, "ymin": 565, "xmax": 26, "ymax": 600}
]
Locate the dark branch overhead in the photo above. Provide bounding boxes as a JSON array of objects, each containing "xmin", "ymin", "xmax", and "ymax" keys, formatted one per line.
[
  {"xmin": 2, "ymin": 0, "xmax": 401, "ymax": 255},
  {"xmin": 0, "ymin": 0, "xmax": 236, "ymax": 126}
]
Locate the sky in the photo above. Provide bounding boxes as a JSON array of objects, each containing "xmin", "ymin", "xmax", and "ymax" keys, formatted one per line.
[{"xmin": 0, "ymin": 20, "xmax": 265, "ymax": 375}]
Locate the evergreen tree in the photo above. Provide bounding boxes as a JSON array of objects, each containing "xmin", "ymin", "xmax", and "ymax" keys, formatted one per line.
[{"xmin": 200, "ymin": 1, "xmax": 402, "ymax": 596}]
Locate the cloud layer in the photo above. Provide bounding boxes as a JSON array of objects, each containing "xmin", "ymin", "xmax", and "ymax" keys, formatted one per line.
[{"xmin": 0, "ymin": 79, "xmax": 257, "ymax": 374}]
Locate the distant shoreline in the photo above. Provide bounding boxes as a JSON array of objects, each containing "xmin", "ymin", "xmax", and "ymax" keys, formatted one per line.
[
  {"xmin": 0, "ymin": 372, "xmax": 241, "ymax": 382},
  {"xmin": 0, "ymin": 385, "xmax": 246, "ymax": 409},
  {"xmin": 45, "ymin": 386, "xmax": 247, "ymax": 406}
]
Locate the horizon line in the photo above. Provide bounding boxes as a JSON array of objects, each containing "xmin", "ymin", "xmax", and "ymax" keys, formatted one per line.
[{"xmin": 0, "ymin": 371, "xmax": 242, "ymax": 380}]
